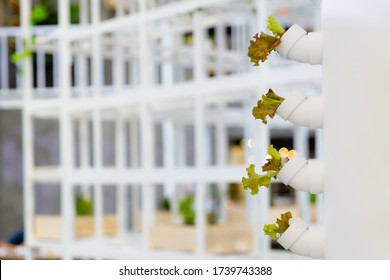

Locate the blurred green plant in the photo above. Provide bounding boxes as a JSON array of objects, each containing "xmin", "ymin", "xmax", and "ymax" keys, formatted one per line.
[
  {"xmin": 309, "ymin": 194, "xmax": 316, "ymax": 205},
  {"xmin": 179, "ymin": 195, "xmax": 195, "ymax": 225},
  {"xmin": 11, "ymin": 1, "xmax": 79, "ymax": 73},
  {"xmin": 161, "ymin": 197, "xmax": 170, "ymax": 211},
  {"xmin": 75, "ymin": 195, "xmax": 93, "ymax": 216},
  {"xmin": 11, "ymin": 3, "xmax": 48, "ymax": 72}
]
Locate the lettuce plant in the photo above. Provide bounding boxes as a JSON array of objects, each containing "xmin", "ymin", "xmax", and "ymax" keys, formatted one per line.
[
  {"xmin": 252, "ymin": 89, "xmax": 285, "ymax": 124},
  {"xmin": 263, "ymin": 211, "xmax": 292, "ymax": 240},
  {"xmin": 248, "ymin": 16, "xmax": 285, "ymax": 66},
  {"xmin": 242, "ymin": 145, "xmax": 284, "ymax": 194}
]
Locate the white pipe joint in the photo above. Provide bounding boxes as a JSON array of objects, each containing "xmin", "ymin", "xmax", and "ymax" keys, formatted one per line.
[
  {"xmin": 275, "ymin": 24, "xmax": 323, "ymax": 65},
  {"xmin": 277, "ymin": 152, "xmax": 324, "ymax": 194},
  {"xmin": 276, "ymin": 89, "xmax": 323, "ymax": 129},
  {"xmin": 278, "ymin": 218, "xmax": 324, "ymax": 259}
]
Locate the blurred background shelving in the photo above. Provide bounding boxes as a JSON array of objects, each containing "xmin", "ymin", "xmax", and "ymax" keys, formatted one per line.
[{"xmin": 0, "ymin": 0, "xmax": 322, "ymax": 259}]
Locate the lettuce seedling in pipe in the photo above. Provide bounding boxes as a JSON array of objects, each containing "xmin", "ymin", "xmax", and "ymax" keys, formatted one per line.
[{"xmin": 248, "ymin": 16, "xmax": 285, "ymax": 66}]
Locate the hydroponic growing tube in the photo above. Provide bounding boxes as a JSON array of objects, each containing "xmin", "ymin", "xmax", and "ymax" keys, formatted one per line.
[
  {"xmin": 277, "ymin": 218, "xmax": 324, "ymax": 259},
  {"xmin": 322, "ymin": 0, "xmax": 390, "ymax": 259},
  {"xmin": 275, "ymin": 0, "xmax": 390, "ymax": 259},
  {"xmin": 277, "ymin": 152, "xmax": 324, "ymax": 194},
  {"xmin": 276, "ymin": 89, "xmax": 323, "ymax": 129},
  {"xmin": 275, "ymin": 24, "xmax": 323, "ymax": 65}
]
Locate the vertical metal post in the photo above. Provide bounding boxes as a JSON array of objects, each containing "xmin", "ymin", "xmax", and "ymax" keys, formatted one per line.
[
  {"xmin": 216, "ymin": 103, "xmax": 228, "ymax": 224},
  {"xmin": 293, "ymin": 126, "xmax": 310, "ymax": 223},
  {"xmin": 79, "ymin": 114, "xmax": 90, "ymax": 199},
  {"xmin": 193, "ymin": 9, "xmax": 206, "ymax": 255},
  {"xmin": 129, "ymin": 119, "xmax": 140, "ymax": 232},
  {"xmin": 21, "ymin": 0, "xmax": 34, "ymax": 259},
  {"xmin": 194, "ymin": 96, "xmax": 206, "ymax": 255},
  {"xmin": 138, "ymin": 0, "xmax": 155, "ymax": 250},
  {"xmin": 58, "ymin": 0, "xmax": 74, "ymax": 260},
  {"xmin": 139, "ymin": 104, "xmax": 155, "ymax": 249},
  {"xmin": 91, "ymin": 0, "xmax": 103, "ymax": 255},
  {"xmin": 162, "ymin": 120, "xmax": 177, "ymax": 223},
  {"xmin": 116, "ymin": 112, "xmax": 127, "ymax": 240}
]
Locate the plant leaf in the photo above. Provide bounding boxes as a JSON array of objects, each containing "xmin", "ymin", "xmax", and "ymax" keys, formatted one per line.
[
  {"xmin": 31, "ymin": 4, "xmax": 49, "ymax": 25},
  {"xmin": 11, "ymin": 49, "xmax": 32, "ymax": 64},
  {"xmin": 248, "ymin": 32, "xmax": 280, "ymax": 66},
  {"xmin": 267, "ymin": 15, "xmax": 285, "ymax": 37},
  {"xmin": 275, "ymin": 211, "xmax": 292, "ymax": 235},
  {"xmin": 252, "ymin": 89, "xmax": 285, "ymax": 124},
  {"xmin": 242, "ymin": 164, "xmax": 275, "ymax": 195},
  {"xmin": 263, "ymin": 211, "xmax": 292, "ymax": 240},
  {"xmin": 262, "ymin": 145, "xmax": 284, "ymax": 174},
  {"xmin": 263, "ymin": 224, "xmax": 278, "ymax": 240}
]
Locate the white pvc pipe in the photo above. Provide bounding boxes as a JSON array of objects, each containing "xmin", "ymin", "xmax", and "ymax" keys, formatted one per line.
[
  {"xmin": 323, "ymin": 0, "xmax": 390, "ymax": 259},
  {"xmin": 277, "ymin": 89, "xmax": 323, "ymax": 129},
  {"xmin": 275, "ymin": 24, "xmax": 323, "ymax": 65},
  {"xmin": 278, "ymin": 218, "xmax": 324, "ymax": 259},
  {"xmin": 277, "ymin": 153, "xmax": 324, "ymax": 194}
]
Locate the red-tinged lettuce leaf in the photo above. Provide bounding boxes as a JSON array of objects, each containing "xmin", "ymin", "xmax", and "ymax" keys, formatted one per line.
[
  {"xmin": 275, "ymin": 211, "xmax": 292, "ymax": 235},
  {"xmin": 248, "ymin": 32, "xmax": 280, "ymax": 66},
  {"xmin": 252, "ymin": 89, "xmax": 284, "ymax": 124}
]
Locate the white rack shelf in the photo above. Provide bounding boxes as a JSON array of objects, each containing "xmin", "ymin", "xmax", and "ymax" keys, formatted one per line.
[{"xmin": 0, "ymin": 0, "xmax": 324, "ymax": 259}]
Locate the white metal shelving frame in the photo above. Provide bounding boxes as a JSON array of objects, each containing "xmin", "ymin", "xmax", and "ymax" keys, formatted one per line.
[{"xmin": 3, "ymin": 0, "xmax": 324, "ymax": 259}]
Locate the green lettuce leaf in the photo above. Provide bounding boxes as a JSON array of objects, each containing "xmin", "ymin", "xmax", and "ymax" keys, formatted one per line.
[
  {"xmin": 262, "ymin": 145, "xmax": 284, "ymax": 174},
  {"xmin": 263, "ymin": 224, "xmax": 278, "ymax": 240},
  {"xmin": 263, "ymin": 211, "xmax": 292, "ymax": 240},
  {"xmin": 242, "ymin": 164, "xmax": 276, "ymax": 195},
  {"xmin": 267, "ymin": 15, "xmax": 285, "ymax": 37},
  {"xmin": 252, "ymin": 89, "xmax": 285, "ymax": 124}
]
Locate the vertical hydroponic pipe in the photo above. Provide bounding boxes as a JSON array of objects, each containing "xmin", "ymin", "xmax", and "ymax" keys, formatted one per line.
[{"xmin": 323, "ymin": 0, "xmax": 390, "ymax": 259}]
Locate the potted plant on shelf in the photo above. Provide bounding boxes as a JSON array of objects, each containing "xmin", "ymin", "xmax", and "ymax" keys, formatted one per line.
[{"xmin": 179, "ymin": 195, "xmax": 196, "ymax": 225}]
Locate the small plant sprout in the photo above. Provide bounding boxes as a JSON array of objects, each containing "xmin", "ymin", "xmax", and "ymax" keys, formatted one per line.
[
  {"xmin": 242, "ymin": 145, "xmax": 284, "ymax": 194},
  {"xmin": 248, "ymin": 15, "xmax": 285, "ymax": 66},
  {"xmin": 263, "ymin": 211, "xmax": 292, "ymax": 240},
  {"xmin": 252, "ymin": 89, "xmax": 285, "ymax": 124}
]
